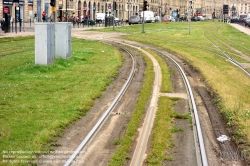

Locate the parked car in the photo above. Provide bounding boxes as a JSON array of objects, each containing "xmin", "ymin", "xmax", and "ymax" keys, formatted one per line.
[
  {"xmin": 203, "ymin": 14, "xmax": 212, "ymax": 20},
  {"xmin": 1, "ymin": 19, "xmax": 5, "ymax": 31},
  {"xmin": 128, "ymin": 15, "xmax": 141, "ymax": 25},
  {"xmin": 169, "ymin": 15, "xmax": 175, "ymax": 22},
  {"xmin": 95, "ymin": 13, "xmax": 105, "ymax": 23},
  {"xmin": 162, "ymin": 15, "xmax": 169, "ymax": 22},
  {"xmin": 239, "ymin": 14, "xmax": 247, "ymax": 21},
  {"xmin": 244, "ymin": 14, "xmax": 250, "ymax": 27},
  {"xmin": 155, "ymin": 16, "xmax": 161, "ymax": 22},
  {"xmin": 162, "ymin": 15, "xmax": 175, "ymax": 22},
  {"xmin": 114, "ymin": 17, "xmax": 121, "ymax": 25},
  {"xmin": 141, "ymin": 11, "xmax": 155, "ymax": 23},
  {"xmin": 191, "ymin": 16, "xmax": 199, "ymax": 21},
  {"xmin": 179, "ymin": 14, "xmax": 187, "ymax": 21},
  {"xmin": 230, "ymin": 16, "xmax": 239, "ymax": 23},
  {"xmin": 197, "ymin": 16, "xmax": 204, "ymax": 21}
]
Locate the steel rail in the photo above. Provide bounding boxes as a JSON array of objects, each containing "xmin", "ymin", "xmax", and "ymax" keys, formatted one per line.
[
  {"xmin": 64, "ymin": 46, "xmax": 135, "ymax": 166},
  {"xmin": 108, "ymin": 40, "xmax": 162, "ymax": 166},
  {"xmin": 155, "ymin": 49, "xmax": 209, "ymax": 166},
  {"xmin": 110, "ymin": 39, "xmax": 208, "ymax": 165},
  {"xmin": 203, "ymin": 27, "xmax": 250, "ymax": 77},
  {"xmin": 136, "ymin": 37, "xmax": 227, "ymax": 59},
  {"xmin": 218, "ymin": 24, "xmax": 250, "ymax": 52}
]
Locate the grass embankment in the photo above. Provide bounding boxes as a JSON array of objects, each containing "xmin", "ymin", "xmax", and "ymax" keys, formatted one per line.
[
  {"xmin": 207, "ymin": 24, "xmax": 250, "ymax": 63},
  {"xmin": 98, "ymin": 21, "xmax": 250, "ymax": 158},
  {"xmin": 0, "ymin": 37, "xmax": 123, "ymax": 165},
  {"xmin": 216, "ymin": 24, "xmax": 250, "ymax": 58}
]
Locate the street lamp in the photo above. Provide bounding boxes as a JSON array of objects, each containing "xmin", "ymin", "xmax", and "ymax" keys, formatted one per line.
[
  {"xmin": 189, "ymin": 0, "xmax": 192, "ymax": 34},
  {"xmin": 158, "ymin": 6, "xmax": 161, "ymax": 16},
  {"xmin": 66, "ymin": 0, "xmax": 68, "ymax": 21},
  {"xmin": 37, "ymin": 0, "xmax": 41, "ymax": 22},
  {"xmin": 158, "ymin": 3, "xmax": 161, "ymax": 17}
]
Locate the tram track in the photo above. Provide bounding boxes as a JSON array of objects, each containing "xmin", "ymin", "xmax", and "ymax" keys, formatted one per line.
[
  {"xmin": 75, "ymin": 37, "xmax": 245, "ymax": 165},
  {"xmin": 218, "ymin": 24, "xmax": 250, "ymax": 53},
  {"xmin": 35, "ymin": 30, "xmax": 246, "ymax": 165},
  {"xmin": 154, "ymin": 49, "xmax": 208, "ymax": 166},
  {"xmin": 61, "ymin": 38, "xmax": 209, "ymax": 165},
  {"xmin": 117, "ymin": 41, "xmax": 210, "ymax": 166},
  {"xmin": 0, "ymin": 22, "xmax": 249, "ymax": 165},
  {"xmin": 203, "ymin": 25, "xmax": 250, "ymax": 77},
  {"xmin": 116, "ymin": 39, "xmax": 244, "ymax": 165},
  {"xmin": 63, "ymin": 44, "xmax": 136, "ymax": 166},
  {"xmin": 126, "ymin": 24, "xmax": 250, "ymax": 78}
]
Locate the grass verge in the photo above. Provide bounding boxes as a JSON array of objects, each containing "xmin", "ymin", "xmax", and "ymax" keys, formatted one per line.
[{"xmin": 0, "ymin": 37, "xmax": 123, "ymax": 165}]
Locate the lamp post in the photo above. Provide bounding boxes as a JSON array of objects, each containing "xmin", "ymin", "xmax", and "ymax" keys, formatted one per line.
[
  {"xmin": 189, "ymin": 0, "xmax": 192, "ymax": 34},
  {"xmin": 66, "ymin": 0, "xmax": 68, "ymax": 21},
  {"xmin": 213, "ymin": 8, "xmax": 215, "ymax": 22},
  {"xmin": 232, "ymin": 5, "xmax": 235, "ymax": 18},
  {"xmin": 158, "ymin": 4, "xmax": 161, "ymax": 17},
  {"xmin": 37, "ymin": 0, "xmax": 41, "ymax": 22},
  {"xmin": 44, "ymin": 0, "xmax": 49, "ymax": 22}
]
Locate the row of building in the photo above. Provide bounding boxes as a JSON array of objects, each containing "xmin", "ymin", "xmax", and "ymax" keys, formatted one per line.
[{"xmin": 1, "ymin": 0, "xmax": 250, "ymax": 22}]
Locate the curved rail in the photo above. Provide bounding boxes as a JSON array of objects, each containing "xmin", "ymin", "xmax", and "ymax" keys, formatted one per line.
[
  {"xmin": 155, "ymin": 49, "xmax": 209, "ymax": 166},
  {"xmin": 102, "ymin": 39, "xmax": 208, "ymax": 165},
  {"xmin": 203, "ymin": 27, "xmax": 250, "ymax": 77},
  {"xmin": 117, "ymin": 38, "xmax": 208, "ymax": 165},
  {"xmin": 218, "ymin": 24, "xmax": 250, "ymax": 52},
  {"xmin": 64, "ymin": 46, "xmax": 136, "ymax": 166}
]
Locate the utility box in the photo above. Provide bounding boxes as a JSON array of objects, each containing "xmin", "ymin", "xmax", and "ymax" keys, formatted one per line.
[
  {"xmin": 35, "ymin": 23, "xmax": 55, "ymax": 65},
  {"xmin": 55, "ymin": 22, "xmax": 71, "ymax": 58}
]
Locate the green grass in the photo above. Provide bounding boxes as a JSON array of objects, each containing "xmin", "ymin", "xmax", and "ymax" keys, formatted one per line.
[
  {"xmin": 96, "ymin": 21, "xmax": 250, "ymax": 158},
  {"xmin": 146, "ymin": 97, "xmax": 175, "ymax": 166},
  {"xmin": 218, "ymin": 24, "xmax": 250, "ymax": 57},
  {"xmin": 146, "ymin": 49, "xmax": 172, "ymax": 92},
  {"xmin": 146, "ymin": 96, "xmax": 190, "ymax": 165},
  {"xmin": 0, "ymin": 37, "xmax": 123, "ymax": 165}
]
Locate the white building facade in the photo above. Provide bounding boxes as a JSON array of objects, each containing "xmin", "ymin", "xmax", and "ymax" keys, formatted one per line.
[{"xmin": 1, "ymin": 0, "xmax": 250, "ymax": 22}]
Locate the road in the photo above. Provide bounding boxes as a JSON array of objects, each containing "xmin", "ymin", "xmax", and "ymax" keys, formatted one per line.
[{"xmin": 0, "ymin": 21, "xmax": 249, "ymax": 38}]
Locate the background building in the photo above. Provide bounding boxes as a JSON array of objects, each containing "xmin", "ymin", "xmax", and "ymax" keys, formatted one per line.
[{"xmin": 1, "ymin": 0, "xmax": 250, "ymax": 23}]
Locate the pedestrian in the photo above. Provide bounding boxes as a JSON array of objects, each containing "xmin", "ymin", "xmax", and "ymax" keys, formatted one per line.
[
  {"xmin": 84, "ymin": 15, "xmax": 89, "ymax": 20},
  {"xmin": 49, "ymin": 14, "xmax": 53, "ymax": 22},
  {"xmin": 34, "ymin": 13, "xmax": 37, "ymax": 22},
  {"xmin": 42, "ymin": 11, "xmax": 46, "ymax": 22},
  {"xmin": 57, "ymin": 15, "xmax": 61, "ymax": 22}
]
